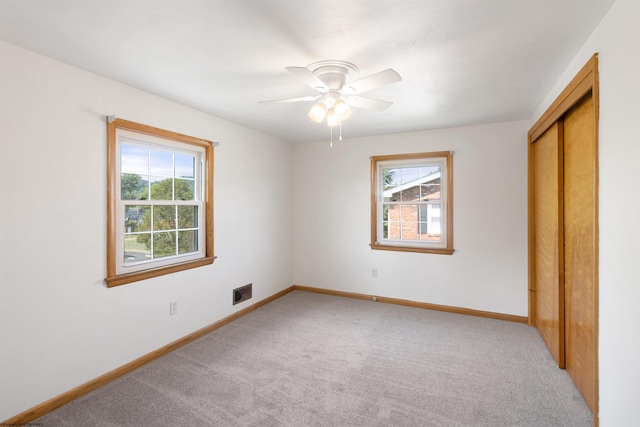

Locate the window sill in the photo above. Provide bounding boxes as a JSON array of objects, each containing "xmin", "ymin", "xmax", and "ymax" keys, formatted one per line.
[
  {"xmin": 106, "ymin": 256, "xmax": 216, "ymax": 287},
  {"xmin": 370, "ymin": 243, "xmax": 454, "ymax": 255}
]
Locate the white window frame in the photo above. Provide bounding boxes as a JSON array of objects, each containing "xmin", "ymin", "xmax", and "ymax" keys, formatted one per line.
[
  {"xmin": 115, "ymin": 129, "xmax": 206, "ymax": 275},
  {"xmin": 106, "ymin": 118, "xmax": 215, "ymax": 287},
  {"xmin": 370, "ymin": 151, "xmax": 454, "ymax": 255}
]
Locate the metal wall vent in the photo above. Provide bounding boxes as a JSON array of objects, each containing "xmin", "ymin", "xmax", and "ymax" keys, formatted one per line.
[{"xmin": 233, "ymin": 283, "xmax": 252, "ymax": 305}]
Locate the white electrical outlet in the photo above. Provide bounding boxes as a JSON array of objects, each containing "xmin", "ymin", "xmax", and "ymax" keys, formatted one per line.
[
  {"xmin": 169, "ymin": 301, "xmax": 178, "ymax": 315},
  {"xmin": 372, "ymin": 269, "xmax": 378, "ymax": 278}
]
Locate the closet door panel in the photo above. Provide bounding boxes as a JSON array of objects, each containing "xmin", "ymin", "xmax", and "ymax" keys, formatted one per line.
[
  {"xmin": 532, "ymin": 122, "xmax": 565, "ymax": 368},
  {"xmin": 563, "ymin": 94, "xmax": 597, "ymax": 412}
]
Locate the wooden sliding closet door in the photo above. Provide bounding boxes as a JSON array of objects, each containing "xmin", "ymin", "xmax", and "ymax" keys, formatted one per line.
[
  {"xmin": 563, "ymin": 94, "xmax": 597, "ymax": 413},
  {"xmin": 531, "ymin": 122, "xmax": 564, "ymax": 368},
  {"xmin": 528, "ymin": 54, "xmax": 599, "ymax": 418}
]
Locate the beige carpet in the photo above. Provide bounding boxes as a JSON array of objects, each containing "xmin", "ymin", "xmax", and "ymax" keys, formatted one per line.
[{"xmin": 37, "ymin": 290, "xmax": 592, "ymax": 426}]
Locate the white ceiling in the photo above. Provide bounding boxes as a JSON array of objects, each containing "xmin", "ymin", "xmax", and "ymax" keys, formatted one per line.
[{"xmin": 0, "ymin": 0, "xmax": 615, "ymax": 143}]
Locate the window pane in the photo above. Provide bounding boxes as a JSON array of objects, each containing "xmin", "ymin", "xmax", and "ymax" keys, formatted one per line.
[
  {"xmin": 429, "ymin": 204, "xmax": 441, "ymax": 237},
  {"xmin": 386, "ymin": 204, "xmax": 401, "ymax": 239},
  {"xmin": 420, "ymin": 165, "xmax": 441, "ymax": 200},
  {"xmin": 401, "ymin": 221, "xmax": 420, "ymax": 241},
  {"xmin": 121, "ymin": 173, "xmax": 148, "ymax": 200},
  {"xmin": 121, "ymin": 144, "xmax": 148, "ymax": 175},
  {"xmin": 382, "ymin": 167, "xmax": 401, "ymax": 186},
  {"xmin": 418, "ymin": 222, "xmax": 428, "ymax": 235},
  {"xmin": 124, "ymin": 205, "xmax": 150, "ymax": 232},
  {"xmin": 175, "ymin": 179, "xmax": 195, "ymax": 200},
  {"xmin": 150, "ymin": 177, "xmax": 173, "ymax": 200},
  {"xmin": 178, "ymin": 205, "xmax": 198, "ymax": 229},
  {"xmin": 153, "ymin": 205, "xmax": 176, "ymax": 231},
  {"xmin": 124, "ymin": 234, "xmax": 151, "ymax": 263},
  {"xmin": 419, "ymin": 204, "xmax": 441, "ymax": 240},
  {"xmin": 420, "ymin": 182, "xmax": 441, "ymax": 200},
  {"xmin": 149, "ymin": 149, "xmax": 173, "ymax": 177},
  {"xmin": 399, "ymin": 186, "xmax": 420, "ymax": 202},
  {"xmin": 382, "ymin": 168, "xmax": 401, "ymax": 202},
  {"xmin": 153, "ymin": 231, "xmax": 176, "ymax": 258},
  {"xmin": 383, "ymin": 165, "xmax": 444, "ymax": 203},
  {"xmin": 420, "ymin": 165, "xmax": 440, "ymax": 177},
  {"xmin": 400, "ymin": 167, "xmax": 421, "ymax": 184},
  {"xmin": 175, "ymin": 153, "xmax": 196, "ymax": 179},
  {"xmin": 178, "ymin": 230, "xmax": 198, "ymax": 254},
  {"xmin": 382, "ymin": 204, "xmax": 389, "ymax": 221},
  {"xmin": 400, "ymin": 204, "xmax": 419, "ymax": 222},
  {"xmin": 387, "ymin": 221, "xmax": 402, "ymax": 239},
  {"xmin": 399, "ymin": 204, "xmax": 420, "ymax": 240}
]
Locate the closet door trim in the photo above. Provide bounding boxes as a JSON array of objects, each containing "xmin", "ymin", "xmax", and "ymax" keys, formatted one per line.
[
  {"xmin": 527, "ymin": 53, "xmax": 599, "ymax": 423},
  {"xmin": 529, "ymin": 54, "xmax": 599, "ymax": 141}
]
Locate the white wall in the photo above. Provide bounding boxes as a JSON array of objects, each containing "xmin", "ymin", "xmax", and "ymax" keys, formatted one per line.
[
  {"xmin": 0, "ymin": 41, "xmax": 294, "ymax": 421},
  {"xmin": 293, "ymin": 121, "xmax": 529, "ymax": 316},
  {"xmin": 530, "ymin": 1, "xmax": 640, "ymax": 425}
]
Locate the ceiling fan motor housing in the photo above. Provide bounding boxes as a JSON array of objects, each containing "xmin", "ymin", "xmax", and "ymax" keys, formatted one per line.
[{"xmin": 308, "ymin": 60, "xmax": 359, "ymax": 90}]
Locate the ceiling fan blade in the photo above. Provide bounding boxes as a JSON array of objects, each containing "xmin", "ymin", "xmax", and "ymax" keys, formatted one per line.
[
  {"xmin": 345, "ymin": 96, "xmax": 393, "ymax": 111},
  {"xmin": 285, "ymin": 66, "xmax": 328, "ymax": 91},
  {"xmin": 344, "ymin": 69, "xmax": 401, "ymax": 94},
  {"xmin": 259, "ymin": 95, "xmax": 320, "ymax": 105}
]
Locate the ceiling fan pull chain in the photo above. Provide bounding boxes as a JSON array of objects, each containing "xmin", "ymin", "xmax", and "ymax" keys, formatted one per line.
[
  {"xmin": 330, "ymin": 127, "xmax": 333, "ymax": 148},
  {"xmin": 339, "ymin": 124, "xmax": 343, "ymax": 141}
]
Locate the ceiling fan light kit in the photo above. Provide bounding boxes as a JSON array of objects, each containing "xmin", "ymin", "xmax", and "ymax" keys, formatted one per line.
[
  {"xmin": 308, "ymin": 102, "xmax": 327, "ymax": 123},
  {"xmin": 310, "ymin": 94, "xmax": 352, "ymax": 127},
  {"xmin": 261, "ymin": 60, "xmax": 401, "ymax": 145}
]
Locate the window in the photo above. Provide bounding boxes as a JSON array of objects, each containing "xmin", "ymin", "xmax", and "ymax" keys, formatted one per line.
[
  {"xmin": 370, "ymin": 151, "xmax": 453, "ymax": 255},
  {"xmin": 106, "ymin": 118, "xmax": 215, "ymax": 287}
]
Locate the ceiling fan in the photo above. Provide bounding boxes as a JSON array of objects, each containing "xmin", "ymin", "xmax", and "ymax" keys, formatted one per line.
[{"xmin": 260, "ymin": 60, "xmax": 402, "ymax": 128}]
